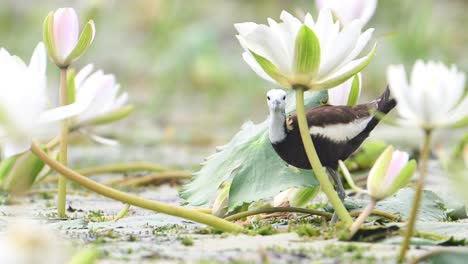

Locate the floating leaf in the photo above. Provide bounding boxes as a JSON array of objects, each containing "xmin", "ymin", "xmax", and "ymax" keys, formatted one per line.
[
  {"xmin": 344, "ymin": 188, "xmax": 447, "ymax": 222},
  {"xmin": 181, "ymin": 91, "xmax": 327, "ymax": 208},
  {"xmin": 228, "ymin": 132, "xmax": 319, "ymax": 211},
  {"xmin": 418, "ymin": 251, "xmax": 468, "ymax": 264}
]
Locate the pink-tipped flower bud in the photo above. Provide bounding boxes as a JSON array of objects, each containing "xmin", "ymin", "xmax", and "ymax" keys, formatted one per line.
[{"xmin": 43, "ymin": 8, "xmax": 95, "ymax": 68}]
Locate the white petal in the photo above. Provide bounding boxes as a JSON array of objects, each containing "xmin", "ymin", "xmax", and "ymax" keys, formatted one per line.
[
  {"xmin": 319, "ymin": 20, "xmax": 362, "ymax": 79},
  {"xmin": 28, "ymin": 42, "xmax": 47, "ymax": 76},
  {"xmin": 386, "ymin": 65, "xmax": 420, "ymax": 121},
  {"xmin": 234, "ymin": 22, "xmax": 259, "ymax": 36},
  {"xmin": 446, "ymin": 96, "xmax": 468, "ymax": 126},
  {"xmin": 3, "ymin": 139, "xmax": 31, "ymax": 158},
  {"xmin": 359, "ymin": 0, "xmax": 378, "ymax": 26},
  {"xmin": 336, "ymin": 28, "xmax": 374, "ymax": 71},
  {"xmin": 279, "ymin": 10, "xmax": 302, "ymax": 31},
  {"xmin": 304, "ymin": 13, "xmax": 315, "ymax": 28},
  {"xmin": 114, "ymin": 92, "xmax": 129, "ymax": 109},
  {"xmin": 75, "ymin": 64, "xmax": 94, "ymax": 90},
  {"xmin": 89, "ymin": 133, "xmax": 119, "ymax": 146},
  {"xmin": 242, "ymin": 24, "xmax": 291, "ymax": 73},
  {"xmin": 328, "ymin": 73, "xmax": 362, "ymax": 105},
  {"xmin": 242, "ymin": 51, "xmax": 277, "ymax": 84},
  {"xmin": 53, "ymin": 8, "xmax": 79, "ymax": 61}
]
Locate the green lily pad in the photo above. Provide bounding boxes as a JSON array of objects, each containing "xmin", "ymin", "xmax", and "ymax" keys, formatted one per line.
[
  {"xmin": 418, "ymin": 251, "xmax": 468, "ymax": 264},
  {"xmin": 345, "ymin": 188, "xmax": 447, "ymax": 222},
  {"xmin": 181, "ymin": 91, "xmax": 327, "ymax": 209}
]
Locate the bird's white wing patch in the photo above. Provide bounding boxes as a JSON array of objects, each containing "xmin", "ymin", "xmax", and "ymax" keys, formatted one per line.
[{"xmin": 309, "ymin": 117, "xmax": 372, "ymax": 143}]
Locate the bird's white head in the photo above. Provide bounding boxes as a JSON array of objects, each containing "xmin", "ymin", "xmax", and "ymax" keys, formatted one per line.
[{"xmin": 266, "ymin": 89, "xmax": 287, "ymax": 114}]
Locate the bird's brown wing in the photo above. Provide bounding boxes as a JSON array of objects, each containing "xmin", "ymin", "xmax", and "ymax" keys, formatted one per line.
[{"xmin": 288, "ymin": 104, "xmax": 372, "ymax": 128}]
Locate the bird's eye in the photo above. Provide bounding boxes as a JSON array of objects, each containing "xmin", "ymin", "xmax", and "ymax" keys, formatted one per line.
[
  {"xmin": 282, "ymin": 96, "xmax": 286, "ymax": 100},
  {"xmin": 267, "ymin": 96, "xmax": 270, "ymax": 100}
]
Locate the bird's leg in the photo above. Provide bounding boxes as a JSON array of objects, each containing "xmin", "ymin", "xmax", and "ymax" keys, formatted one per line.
[{"xmin": 327, "ymin": 168, "xmax": 346, "ymax": 223}]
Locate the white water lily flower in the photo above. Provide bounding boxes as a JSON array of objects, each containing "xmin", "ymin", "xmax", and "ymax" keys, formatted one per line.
[
  {"xmin": 73, "ymin": 64, "xmax": 129, "ymax": 124},
  {"xmin": 235, "ymin": 9, "xmax": 375, "ymax": 90},
  {"xmin": 0, "ymin": 43, "xmax": 74, "ymax": 158},
  {"xmin": 387, "ymin": 60, "xmax": 467, "ymax": 129},
  {"xmin": 315, "ymin": 0, "xmax": 378, "ymax": 26},
  {"xmin": 328, "ymin": 73, "xmax": 362, "ymax": 105},
  {"xmin": 0, "ymin": 219, "xmax": 70, "ymax": 264}
]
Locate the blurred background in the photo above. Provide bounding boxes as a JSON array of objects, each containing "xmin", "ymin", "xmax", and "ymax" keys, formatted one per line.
[{"xmin": 1, "ymin": 0, "xmax": 466, "ymax": 166}]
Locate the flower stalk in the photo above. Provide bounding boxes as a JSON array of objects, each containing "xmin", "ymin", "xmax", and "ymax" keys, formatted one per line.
[
  {"xmin": 294, "ymin": 86, "xmax": 353, "ymax": 225},
  {"xmin": 29, "ymin": 143, "xmax": 242, "ymax": 233},
  {"xmin": 398, "ymin": 129, "xmax": 432, "ymax": 262},
  {"xmin": 57, "ymin": 68, "xmax": 68, "ymax": 218},
  {"xmin": 349, "ymin": 198, "xmax": 377, "ymax": 237}
]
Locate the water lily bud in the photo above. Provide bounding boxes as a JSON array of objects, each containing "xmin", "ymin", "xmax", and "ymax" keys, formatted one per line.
[
  {"xmin": 367, "ymin": 146, "xmax": 416, "ymax": 200},
  {"xmin": 212, "ymin": 183, "xmax": 230, "ymax": 217},
  {"xmin": 235, "ymin": 9, "xmax": 375, "ymax": 91},
  {"xmin": 43, "ymin": 8, "xmax": 95, "ymax": 68},
  {"xmin": 273, "ymin": 187, "xmax": 319, "ymax": 207}
]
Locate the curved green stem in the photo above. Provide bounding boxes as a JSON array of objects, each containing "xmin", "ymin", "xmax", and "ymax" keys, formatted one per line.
[
  {"xmin": 349, "ymin": 198, "xmax": 377, "ymax": 237},
  {"xmin": 398, "ymin": 129, "xmax": 432, "ymax": 263},
  {"xmin": 350, "ymin": 209, "xmax": 400, "ymax": 221},
  {"xmin": 116, "ymin": 171, "xmax": 191, "ymax": 187},
  {"xmin": 223, "ymin": 206, "xmax": 398, "ymax": 222},
  {"xmin": 30, "ymin": 143, "xmax": 242, "ymax": 233},
  {"xmin": 294, "ymin": 87, "xmax": 353, "ymax": 225},
  {"xmin": 114, "ymin": 204, "xmax": 131, "ymax": 221},
  {"xmin": 44, "ymin": 162, "xmax": 171, "ymax": 183},
  {"xmin": 224, "ymin": 207, "xmax": 333, "ymax": 221},
  {"xmin": 58, "ymin": 68, "xmax": 69, "ymax": 218}
]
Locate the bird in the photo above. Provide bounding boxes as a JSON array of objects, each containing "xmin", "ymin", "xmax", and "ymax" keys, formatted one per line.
[{"xmin": 266, "ymin": 87, "xmax": 396, "ymax": 221}]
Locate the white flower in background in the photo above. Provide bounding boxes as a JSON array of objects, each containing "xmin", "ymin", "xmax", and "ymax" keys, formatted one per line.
[
  {"xmin": 0, "ymin": 43, "xmax": 72, "ymax": 158},
  {"xmin": 328, "ymin": 73, "xmax": 362, "ymax": 105},
  {"xmin": 340, "ymin": 146, "xmax": 416, "ymax": 201},
  {"xmin": 235, "ymin": 9, "xmax": 375, "ymax": 90},
  {"xmin": 73, "ymin": 64, "xmax": 129, "ymax": 124},
  {"xmin": 387, "ymin": 60, "xmax": 467, "ymax": 129},
  {"xmin": 37, "ymin": 64, "xmax": 131, "ymax": 145},
  {"xmin": 0, "ymin": 219, "xmax": 70, "ymax": 264},
  {"xmin": 315, "ymin": 0, "xmax": 378, "ymax": 26},
  {"xmin": 43, "ymin": 7, "xmax": 95, "ymax": 67}
]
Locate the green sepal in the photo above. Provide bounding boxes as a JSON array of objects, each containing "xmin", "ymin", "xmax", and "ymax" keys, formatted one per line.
[
  {"xmin": 2, "ymin": 150, "xmax": 46, "ymax": 193},
  {"xmin": 290, "ymin": 186, "xmax": 320, "ymax": 207},
  {"xmin": 385, "ymin": 159, "xmax": 416, "ymax": 199},
  {"xmin": 74, "ymin": 105, "xmax": 134, "ymax": 129},
  {"xmin": 67, "ymin": 68, "xmax": 77, "ymax": 104},
  {"xmin": 346, "ymin": 74, "xmax": 360, "ymax": 106},
  {"xmin": 311, "ymin": 43, "xmax": 377, "ymax": 90},
  {"xmin": 450, "ymin": 116, "xmax": 468, "ymax": 129},
  {"xmin": 294, "ymin": 25, "xmax": 320, "ymax": 76},
  {"xmin": 338, "ymin": 160, "xmax": 364, "ymax": 193},
  {"xmin": 250, "ymin": 50, "xmax": 290, "ymax": 87},
  {"xmin": 68, "ymin": 247, "xmax": 100, "ymax": 264},
  {"xmin": 0, "ymin": 156, "xmax": 17, "ymax": 184},
  {"xmin": 64, "ymin": 20, "xmax": 95, "ymax": 66},
  {"xmin": 42, "ymin": 11, "xmax": 59, "ymax": 66},
  {"xmin": 367, "ymin": 145, "xmax": 394, "ymax": 198}
]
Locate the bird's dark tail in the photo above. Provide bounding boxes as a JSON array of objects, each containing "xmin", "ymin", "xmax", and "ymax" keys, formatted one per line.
[{"xmin": 365, "ymin": 86, "xmax": 397, "ymax": 131}]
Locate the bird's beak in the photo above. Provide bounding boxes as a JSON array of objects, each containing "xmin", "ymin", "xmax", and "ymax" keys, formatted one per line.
[{"xmin": 272, "ymin": 100, "xmax": 280, "ymax": 111}]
